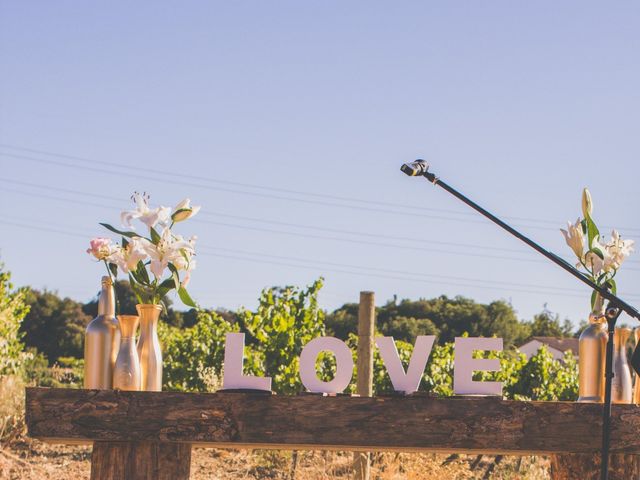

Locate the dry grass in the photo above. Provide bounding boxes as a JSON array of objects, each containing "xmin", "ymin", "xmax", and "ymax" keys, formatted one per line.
[
  {"xmin": 0, "ymin": 440, "xmax": 551, "ymax": 480},
  {"xmin": 0, "ymin": 376, "xmax": 25, "ymax": 444}
]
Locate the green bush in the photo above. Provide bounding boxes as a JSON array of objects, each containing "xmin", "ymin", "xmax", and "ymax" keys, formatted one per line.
[
  {"xmin": 160, "ymin": 309, "xmax": 235, "ymax": 391},
  {"xmin": 238, "ymin": 278, "xmax": 325, "ymax": 394},
  {"xmin": 0, "ymin": 265, "xmax": 30, "ymax": 376}
]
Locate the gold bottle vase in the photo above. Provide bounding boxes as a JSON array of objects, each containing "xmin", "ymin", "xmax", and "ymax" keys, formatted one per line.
[
  {"xmin": 578, "ymin": 313, "xmax": 607, "ymax": 402},
  {"xmin": 136, "ymin": 304, "xmax": 163, "ymax": 392},
  {"xmin": 113, "ymin": 315, "xmax": 141, "ymax": 391},
  {"xmin": 612, "ymin": 327, "xmax": 633, "ymax": 404},
  {"xmin": 84, "ymin": 276, "xmax": 120, "ymax": 389}
]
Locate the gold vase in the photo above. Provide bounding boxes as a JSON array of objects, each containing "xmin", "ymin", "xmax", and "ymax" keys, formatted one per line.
[
  {"xmin": 578, "ymin": 313, "xmax": 608, "ymax": 402},
  {"xmin": 634, "ymin": 329, "xmax": 640, "ymax": 404},
  {"xmin": 612, "ymin": 327, "xmax": 633, "ymax": 404},
  {"xmin": 136, "ymin": 304, "xmax": 163, "ymax": 391},
  {"xmin": 113, "ymin": 315, "xmax": 141, "ymax": 391},
  {"xmin": 84, "ymin": 276, "xmax": 120, "ymax": 389}
]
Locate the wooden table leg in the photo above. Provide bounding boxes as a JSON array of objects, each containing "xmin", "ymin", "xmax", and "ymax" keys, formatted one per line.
[
  {"xmin": 91, "ymin": 441, "xmax": 191, "ymax": 480},
  {"xmin": 551, "ymin": 453, "xmax": 640, "ymax": 480}
]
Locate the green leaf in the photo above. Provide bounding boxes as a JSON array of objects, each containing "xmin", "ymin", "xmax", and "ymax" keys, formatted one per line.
[
  {"xmin": 150, "ymin": 227, "xmax": 161, "ymax": 245},
  {"xmin": 178, "ymin": 286, "xmax": 197, "ymax": 308},
  {"xmin": 108, "ymin": 263, "xmax": 118, "ymax": 279},
  {"xmin": 156, "ymin": 278, "xmax": 177, "ymax": 299},
  {"xmin": 584, "ymin": 214, "xmax": 600, "ymax": 250},
  {"xmin": 589, "ymin": 247, "xmax": 605, "ymax": 260},
  {"xmin": 128, "ymin": 274, "xmax": 144, "ymax": 304},
  {"xmin": 100, "ymin": 223, "xmax": 139, "ymax": 239},
  {"xmin": 136, "ymin": 260, "xmax": 150, "ymax": 285},
  {"xmin": 580, "ymin": 219, "xmax": 588, "ymax": 235},
  {"xmin": 168, "ymin": 264, "xmax": 181, "ymax": 294},
  {"xmin": 607, "ymin": 279, "xmax": 617, "ymax": 295},
  {"xmin": 590, "ymin": 290, "xmax": 598, "ymax": 311}
]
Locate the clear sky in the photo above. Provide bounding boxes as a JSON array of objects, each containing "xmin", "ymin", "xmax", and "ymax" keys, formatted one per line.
[{"xmin": 1, "ymin": 1, "xmax": 639, "ymax": 328}]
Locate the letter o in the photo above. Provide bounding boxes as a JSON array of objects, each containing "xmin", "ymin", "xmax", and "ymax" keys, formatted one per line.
[{"xmin": 299, "ymin": 337, "xmax": 354, "ymax": 393}]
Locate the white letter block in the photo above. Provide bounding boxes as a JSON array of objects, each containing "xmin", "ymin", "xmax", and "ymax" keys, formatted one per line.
[
  {"xmin": 454, "ymin": 337, "xmax": 502, "ymax": 396},
  {"xmin": 299, "ymin": 337, "xmax": 353, "ymax": 394},
  {"xmin": 222, "ymin": 333, "xmax": 272, "ymax": 391},
  {"xmin": 376, "ymin": 335, "xmax": 435, "ymax": 394}
]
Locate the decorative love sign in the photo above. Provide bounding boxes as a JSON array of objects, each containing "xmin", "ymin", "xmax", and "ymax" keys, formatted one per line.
[{"xmin": 222, "ymin": 333, "xmax": 504, "ymax": 396}]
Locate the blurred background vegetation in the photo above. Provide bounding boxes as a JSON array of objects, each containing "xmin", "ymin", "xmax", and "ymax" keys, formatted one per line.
[{"xmin": 1, "ymin": 262, "xmax": 580, "ymax": 444}]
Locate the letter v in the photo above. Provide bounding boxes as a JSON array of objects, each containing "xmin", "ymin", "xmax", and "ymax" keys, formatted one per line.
[{"xmin": 375, "ymin": 336, "xmax": 436, "ymax": 394}]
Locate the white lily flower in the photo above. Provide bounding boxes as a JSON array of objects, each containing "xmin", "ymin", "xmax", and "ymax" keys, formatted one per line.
[
  {"xmin": 107, "ymin": 237, "xmax": 148, "ymax": 274},
  {"xmin": 560, "ymin": 218, "xmax": 585, "ymax": 260},
  {"xmin": 140, "ymin": 228, "xmax": 195, "ymax": 279},
  {"xmin": 172, "ymin": 237, "xmax": 197, "ymax": 272},
  {"xmin": 171, "ymin": 198, "xmax": 201, "ymax": 223},
  {"xmin": 121, "ymin": 193, "xmax": 171, "ymax": 229},
  {"xmin": 605, "ymin": 230, "xmax": 635, "ymax": 271}
]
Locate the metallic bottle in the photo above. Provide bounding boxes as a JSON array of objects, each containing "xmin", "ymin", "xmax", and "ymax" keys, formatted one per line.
[
  {"xmin": 136, "ymin": 304, "xmax": 163, "ymax": 391},
  {"xmin": 113, "ymin": 315, "xmax": 141, "ymax": 391},
  {"xmin": 83, "ymin": 276, "xmax": 120, "ymax": 389},
  {"xmin": 612, "ymin": 327, "xmax": 633, "ymax": 404},
  {"xmin": 578, "ymin": 313, "xmax": 607, "ymax": 402}
]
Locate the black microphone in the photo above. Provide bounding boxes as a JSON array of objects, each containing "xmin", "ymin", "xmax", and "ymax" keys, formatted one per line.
[{"xmin": 400, "ymin": 159, "xmax": 429, "ymax": 176}]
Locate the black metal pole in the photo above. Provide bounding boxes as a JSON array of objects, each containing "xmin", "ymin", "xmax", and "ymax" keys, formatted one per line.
[
  {"xmin": 401, "ymin": 161, "xmax": 640, "ymax": 480},
  {"xmin": 600, "ymin": 306, "xmax": 622, "ymax": 480},
  {"xmin": 413, "ymin": 167, "xmax": 640, "ymax": 322}
]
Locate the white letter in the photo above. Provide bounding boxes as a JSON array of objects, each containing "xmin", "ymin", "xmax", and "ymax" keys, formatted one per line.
[
  {"xmin": 454, "ymin": 337, "xmax": 502, "ymax": 396},
  {"xmin": 222, "ymin": 333, "xmax": 271, "ymax": 391},
  {"xmin": 376, "ymin": 335, "xmax": 435, "ymax": 394},
  {"xmin": 299, "ymin": 337, "xmax": 353, "ymax": 393}
]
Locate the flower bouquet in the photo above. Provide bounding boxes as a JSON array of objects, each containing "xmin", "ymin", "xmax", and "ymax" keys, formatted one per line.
[
  {"xmin": 87, "ymin": 192, "xmax": 200, "ymax": 308},
  {"xmin": 86, "ymin": 192, "xmax": 200, "ymax": 391},
  {"xmin": 561, "ymin": 188, "xmax": 634, "ymax": 312}
]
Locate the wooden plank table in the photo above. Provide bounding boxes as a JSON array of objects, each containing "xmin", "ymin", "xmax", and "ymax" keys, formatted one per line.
[{"xmin": 25, "ymin": 388, "xmax": 640, "ymax": 479}]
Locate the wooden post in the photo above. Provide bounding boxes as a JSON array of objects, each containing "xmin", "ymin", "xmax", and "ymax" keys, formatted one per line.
[
  {"xmin": 91, "ymin": 441, "xmax": 191, "ymax": 480},
  {"xmin": 354, "ymin": 291, "xmax": 375, "ymax": 480},
  {"xmin": 550, "ymin": 453, "xmax": 640, "ymax": 480}
]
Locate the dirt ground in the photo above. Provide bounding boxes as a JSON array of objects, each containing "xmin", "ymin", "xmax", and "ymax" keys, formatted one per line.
[{"xmin": 0, "ymin": 438, "xmax": 550, "ymax": 480}]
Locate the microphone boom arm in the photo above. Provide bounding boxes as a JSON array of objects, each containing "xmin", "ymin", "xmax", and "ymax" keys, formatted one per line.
[{"xmin": 401, "ymin": 159, "xmax": 640, "ymax": 321}]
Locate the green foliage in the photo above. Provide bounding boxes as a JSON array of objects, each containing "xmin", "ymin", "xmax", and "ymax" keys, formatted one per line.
[
  {"xmin": 526, "ymin": 308, "xmax": 574, "ymax": 339},
  {"xmin": 327, "ymin": 296, "xmax": 534, "ymax": 348},
  {"xmin": 354, "ymin": 332, "xmax": 577, "ymax": 400},
  {"xmin": 160, "ymin": 309, "xmax": 236, "ymax": 391},
  {"xmin": 21, "ymin": 288, "xmax": 90, "ymax": 363},
  {"xmin": 0, "ymin": 265, "xmax": 30, "ymax": 376},
  {"xmin": 239, "ymin": 278, "xmax": 325, "ymax": 394},
  {"xmin": 510, "ymin": 347, "xmax": 578, "ymax": 401},
  {"xmin": 21, "ymin": 350, "xmax": 84, "ymax": 388}
]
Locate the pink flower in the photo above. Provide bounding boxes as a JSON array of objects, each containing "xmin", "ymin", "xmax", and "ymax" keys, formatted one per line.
[{"xmin": 86, "ymin": 238, "xmax": 116, "ymax": 261}]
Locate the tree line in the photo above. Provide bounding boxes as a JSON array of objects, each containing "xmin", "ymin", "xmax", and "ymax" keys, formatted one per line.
[{"xmin": 20, "ymin": 279, "xmax": 577, "ymax": 364}]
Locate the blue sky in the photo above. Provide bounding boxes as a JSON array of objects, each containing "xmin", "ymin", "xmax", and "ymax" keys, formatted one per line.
[{"xmin": 1, "ymin": 2, "xmax": 639, "ymax": 327}]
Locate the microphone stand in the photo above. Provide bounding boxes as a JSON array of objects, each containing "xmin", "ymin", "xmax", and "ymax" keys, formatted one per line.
[{"xmin": 401, "ymin": 160, "xmax": 640, "ymax": 480}]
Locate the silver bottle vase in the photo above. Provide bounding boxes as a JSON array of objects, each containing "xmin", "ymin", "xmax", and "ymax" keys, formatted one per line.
[
  {"xmin": 578, "ymin": 313, "xmax": 607, "ymax": 402},
  {"xmin": 113, "ymin": 314, "xmax": 141, "ymax": 391},
  {"xmin": 84, "ymin": 276, "xmax": 120, "ymax": 389}
]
